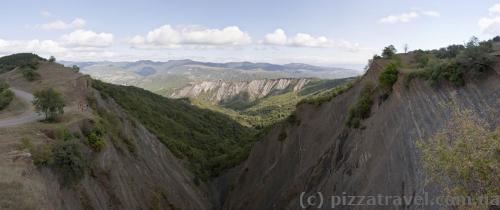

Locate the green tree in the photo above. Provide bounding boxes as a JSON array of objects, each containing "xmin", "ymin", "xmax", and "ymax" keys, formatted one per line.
[
  {"xmin": 33, "ymin": 88, "xmax": 65, "ymax": 122},
  {"xmin": 382, "ymin": 45, "xmax": 397, "ymax": 58},
  {"xmin": 72, "ymin": 65, "xmax": 80, "ymax": 73},
  {"xmin": 48, "ymin": 56, "xmax": 56, "ymax": 62}
]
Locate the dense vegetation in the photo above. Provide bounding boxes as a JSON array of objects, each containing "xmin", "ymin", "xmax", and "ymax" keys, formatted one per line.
[
  {"xmin": 297, "ymin": 81, "xmax": 355, "ymax": 106},
  {"xmin": 417, "ymin": 105, "xmax": 499, "ymax": 209},
  {"xmin": 80, "ymin": 119, "xmax": 106, "ymax": 152},
  {"xmin": 404, "ymin": 36, "xmax": 496, "ymax": 87},
  {"xmin": 378, "ymin": 62, "xmax": 399, "ymax": 91},
  {"xmin": 29, "ymin": 128, "xmax": 89, "ymax": 186},
  {"xmin": 346, "ymin": 83, "xmax": 375, "ymax": 128},
  {"xmin": 92, "ymin": 80, "xmax": 257, "ymax": 180},
  {"xmin": 0, "ymin": 53, "xmax": 44, "ymax": 74},
  {"xmin": 191, "ymin": 78, "xmax": 355, "ymax": 129},
  {"xmin": 33, "ymin": 88, "xmax": 66, "ymax": 122},
  {"xmin": 0, "ymin": 81, "xmax": 14, "ymax": 110}
]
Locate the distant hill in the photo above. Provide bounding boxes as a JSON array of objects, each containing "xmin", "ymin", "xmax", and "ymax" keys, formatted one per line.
[{"xmin": 61, "ymin": 60, "xmax": 361, "ymax": 95}]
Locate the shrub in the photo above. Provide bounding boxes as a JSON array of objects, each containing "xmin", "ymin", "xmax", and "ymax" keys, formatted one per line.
[
  {"xmin": 86, "ymin": 132, "xmax": 105, "ymax": 152},
  {"xmin": 48, "ymin": 56, "xmax": 56, "ymax": 62},
  {"xmin": 382, "ymin": 45, "xmax": 397, "ymax": 58},
  {"xmin": 417, "ymin": 105, "xmax": 499, "ymax": 208},
  {"xmin": 434, "ymin": 44, "xmax": 465, "ymax": 59},
  {"xmin": 455, "ymin": 37, "xmax": 494, "ymax": 76},
  {"xmin": 412, "ymin": 50, "xmax": 430, "ymax": 68},
  {"xmin": 72, "ymin": 65, "xmax": 80, "ymax": 73},
  {"xmin": 54, "ymin": 127, "xmax": 73, "ymax": 141},
  {"xmin": 403, "ymin": 70, "xmax": 430, "ymax": 88},
  {"xmin": 18, "ymin": 60, "xmax": 41, "ymax": 81},
  {"xmin": 52, "ymin": 140, "xmax": 87, "ymax": 186},
  {"xmin": 406, "ymin": 37, "xmax": 495, "ymax": 88},
  {"xmin": 346, "ymin": 83, "xmax": 375, "ymax": 128},
  {"xmin": 18, "ymin": 137, "xmax": 34, "ymax": 151},
  {"xmin": 81, "ymin": 120, "xmax": 106, "ymax": 152},
  {"xmin": 33, "ymin": 88, "xmax": 65, "ymax": 122},
  {"xmin": 378, "ymin": 62, "xmax": 399, "ymax": 91},
  {"xmin": 0, "ymin": 80, "xmax": 8, "ymax": 92},
  {"xmin": 21, "ymin": 67, "xmax": 40, "ymax": 81},
  {"xmin": 0, "ymin": 87, "xmax": 14, "ymax": 110},
  {"xmin": 32, "ymin": 143, "xmax": 54, "ymax": 166},
  {"xmin": 32, "ymin": 127, "xmax": 87, "ymax": 187}
]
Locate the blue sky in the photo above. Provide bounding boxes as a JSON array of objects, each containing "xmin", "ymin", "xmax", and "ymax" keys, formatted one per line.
[{"xmin": 0, "ymin": 0, "xmax": 499, "ymax": 69}]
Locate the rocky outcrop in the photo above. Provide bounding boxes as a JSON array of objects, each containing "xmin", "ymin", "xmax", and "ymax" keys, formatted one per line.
[
  {"xmin": 170, "ymin": 78, "xmax": 311, "ymax": 104},
  {"xmin": 217, "ymin": 59, "xmax": 500, "ymax": 210}
]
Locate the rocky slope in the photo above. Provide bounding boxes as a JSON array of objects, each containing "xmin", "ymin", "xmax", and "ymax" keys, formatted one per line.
[
  {"xmin": 216, "ymin": 58, "xmax": 500, "ymax": 210},
  {"xmin": 0, "ymin": 61, "xmax": 213, "ymax": 210},
  {"xmin": 170, "ymin": 78, "xmax": 311, "ymax": 105}
]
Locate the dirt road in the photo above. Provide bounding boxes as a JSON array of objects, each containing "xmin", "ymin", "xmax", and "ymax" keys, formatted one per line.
[{"xmin": 0, "ymin": 89, "xmax": 43, "ymax": 128}]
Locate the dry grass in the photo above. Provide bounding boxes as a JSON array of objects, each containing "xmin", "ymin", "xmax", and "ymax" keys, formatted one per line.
[
  {"xmin": 0, "ymin": 181, "xmax": 36, "ymax": 210},
  {"xmin": 0, "ymin": 96, "xmax": 28, "ymax": 119}
]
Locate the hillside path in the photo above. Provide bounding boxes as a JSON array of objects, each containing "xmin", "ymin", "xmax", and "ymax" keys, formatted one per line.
[{"xmin": 0, "ymin": 88, "xmax": 43, "ymax": 128}]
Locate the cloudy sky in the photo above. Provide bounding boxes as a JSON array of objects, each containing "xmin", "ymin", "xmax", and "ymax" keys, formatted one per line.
[{"xmin": 0, "ymin": 0, "xmax": 499, "ymax": 69}]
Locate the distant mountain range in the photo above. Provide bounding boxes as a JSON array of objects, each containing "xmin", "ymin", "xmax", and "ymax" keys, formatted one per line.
[{"xmin": 61, "ymin": 60, "xmax": 361, "ymax": 95}]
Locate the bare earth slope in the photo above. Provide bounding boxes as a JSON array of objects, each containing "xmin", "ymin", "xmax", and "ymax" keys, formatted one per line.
[
  {"xmin": 218, "ymin": 59, "xmax": 500, "ymax": 210},
  {"xmin": 0, "ymin": 62, "xmax": 212, "ymax": 210}
]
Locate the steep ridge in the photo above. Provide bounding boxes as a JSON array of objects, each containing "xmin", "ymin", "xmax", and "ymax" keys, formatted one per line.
[
  {"xmin": 0, "ymin": 61, "xmax": 214, "ymax": 209},
  {"xmin": 170, "ymin": 78, "xmax": 311, "ymax": 105},
  {"xmin": 217, "ymin": 58, "xmax": 500, "ymax": 209}
]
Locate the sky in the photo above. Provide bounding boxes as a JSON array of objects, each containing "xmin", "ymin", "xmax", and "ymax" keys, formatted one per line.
[{"xmin": 0, "ymin": 0, "xmax": 499, "ymax": 69}]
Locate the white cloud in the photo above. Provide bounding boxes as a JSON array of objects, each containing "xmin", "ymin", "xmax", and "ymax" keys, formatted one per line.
[
  {"xmin": 41, "ymin": 11, "xmax": 52, "ymax": 17},
  {"xmin": 61, "ymin": 30, "xmax": 114, "ymax": 48},
  {"xmin": 36, "ymin": 18, "xmax": 87, "ymax": 30},
  {"xmin": 379, "ymin": 12, "xmax": 419, "ymax": 24},
  {"xmin": 422, "ymin": 11, "xmax": 440, "ymax": 17},
  {"xmin": 263, "ymin": 28, "xmax": 288, "ymax": 45},
  {"xmin": 289, "ymin": 33, "xmax": 331, "ymax": 47},
  {"xmin": 0, "ymin": 39, "xmax": 66, "ymax": 54},
  {"xmin": 478, "ymin": 4, "xmax": 500, "ymax": 35},
  {"xmin": 262, "ymin": 29, "xmax": 364, "ymax": 51},
  {"xmin": 489, "ymin": 4, "xmax": 500, "ymax": 13},
  {"xmin": 478, "ymin": 16, "xmax": 500, "ymax": 35},
  {"xmin": 129, "ymin": 25, "xmax": 252, "ymax": 48},
  {"xmin": 379, "ymin": 11, "xmax": 439, "ymax": 24},
  {"xmin": 0, "ymin": 37, "xmax": 118, "ymax": 61}
]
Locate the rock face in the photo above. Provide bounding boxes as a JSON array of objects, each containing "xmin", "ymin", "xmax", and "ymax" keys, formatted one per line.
[
  {"xmin": 170, "ymin": 78, "xmax": 311, "ymax": 104},
  {"xmin": 217, "ymin": 59, "xmax": 500, "ymax": 210}
]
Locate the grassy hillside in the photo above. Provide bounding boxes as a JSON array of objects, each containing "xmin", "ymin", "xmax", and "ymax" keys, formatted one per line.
[
  {"xmin": 190, "ymin": 77, "xmax": 356, "ymax": 129},
  {"xmin": 92, "ymin": 80, "xmax": 258, "ymax": 180},
  {"xmin": 0, "ymin": 53, "xmax": 45, "ymax": 74}
]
